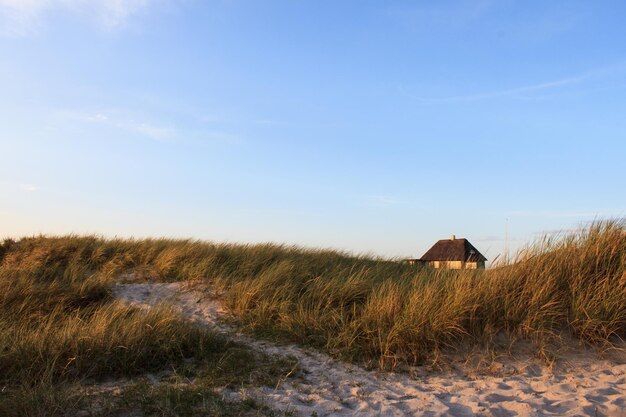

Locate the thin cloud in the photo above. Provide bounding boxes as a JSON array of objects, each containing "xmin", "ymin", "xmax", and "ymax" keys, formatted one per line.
[
  {"xmin": 406, "ymin": 63, "xmax": 626, "ymax": 103},
  {"xmin": 534, "ymin": 219, "xmax": 625, "ymax": 238},
  {"xmin": 57, "ymin": 110, "xmax": 243, "ymax": 144},
  {"xmin": 508, "ymin": 210, "xmax": 621, "ymax": 219},
  {"xmin": 128, "ymin": 122, "xmax": 176, "ymax": 141},
  {"xmin": 362, "ymin": 195, "xmax": 400, "ymax": 208},
  {"xmin": 0, "ymin": 0, "xmax": 162, "ymax": 36},
  {"xmin": 385, "ymin": 1, "xmax": 497, "ymax": 32},
  {"xmin": 0, "ymin": 0, "xmax": 44, "ymax": 36},
  {"xmin": 61, "ymin": 110, "xmax": 177, "ymax": 141},
  {"xmin": 408, "ymin": 75, "xmax": 585, "ymax": 104},
  {"xmin": 86, "ymin": 113, "xmax": 109, "ymax": 122},
  {"xmin": 19, "ymin": 183, "xmax": 39, "ymax": 192}
]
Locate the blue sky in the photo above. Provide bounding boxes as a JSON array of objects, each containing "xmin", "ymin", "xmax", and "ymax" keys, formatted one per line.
[{"xmin": 1, "ymin": 0, "xmax": 625, "ymax": 261}]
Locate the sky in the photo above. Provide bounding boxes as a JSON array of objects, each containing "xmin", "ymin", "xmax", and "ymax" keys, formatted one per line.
[{"xmin": 1, "ymin": 0, "xmax": 625, "ymax": 262}]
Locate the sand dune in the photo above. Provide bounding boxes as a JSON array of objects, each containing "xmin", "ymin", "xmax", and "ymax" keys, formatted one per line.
[{"xmin": 114, "ymin": 282, "xmax": 626, "ymax": 417}]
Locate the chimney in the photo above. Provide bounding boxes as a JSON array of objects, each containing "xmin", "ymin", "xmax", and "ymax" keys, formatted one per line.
[{"xmin": 450, "ymin": 234, "xmax": 456, "ymax": 241}]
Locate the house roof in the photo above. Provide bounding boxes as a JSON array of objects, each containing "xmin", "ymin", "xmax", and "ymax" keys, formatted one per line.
[{"xmin": 420, "ymin": 237, "xmax": 487, "ymax": 262}]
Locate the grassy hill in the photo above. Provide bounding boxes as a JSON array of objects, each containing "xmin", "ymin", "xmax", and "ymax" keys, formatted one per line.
[{"xmin": 0, "ymin": 220, "xmax": 624, "ymax": 415}]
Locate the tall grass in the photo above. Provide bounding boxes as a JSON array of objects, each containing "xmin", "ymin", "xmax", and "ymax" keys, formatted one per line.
[
  {"xmin": 0, "ymin": 238, "xmax": 295, "ymax": 416},
  {"xmin": 222, "ymin": 221, "xmax": 625, "ymax": 367},
  {"xmin": 1, "ymin": 220, "xmax": 624, "ymax": 372},
  {"xmin": 0, "ymin": 267, "xmax": 227, "ymax": 385}
]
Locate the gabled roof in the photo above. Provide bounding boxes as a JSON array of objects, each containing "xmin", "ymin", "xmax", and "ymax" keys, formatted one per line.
[{"xmin": 420, "ymin": 238, "xmax": 486, "ymax": 262}]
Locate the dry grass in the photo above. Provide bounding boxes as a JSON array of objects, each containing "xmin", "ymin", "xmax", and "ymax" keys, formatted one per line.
[
  {"xmin": 0, "ymin": 239, "xmax": 296, "ymax": 416},
  {"xmin": 1, "ymin": 220, "xmax": 624, "ymax": 378},
  {"xmin": 221, "ymin": 221, "xmax": 625, "ymax": 367}
]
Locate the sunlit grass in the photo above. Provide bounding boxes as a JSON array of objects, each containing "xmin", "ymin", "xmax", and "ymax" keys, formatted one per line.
[
  {"xmin": 221, "ymin": 221, "xmax": 625, "ymax": 367},
  {"xmin": 0, "ymin": 240, "xmax": 295, "ymax": 416},
  {"xmin": 1, "ymin": 219, "xmax": 623, "ymax": 378}
]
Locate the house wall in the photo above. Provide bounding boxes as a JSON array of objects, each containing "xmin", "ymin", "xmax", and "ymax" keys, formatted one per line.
[
  {"xmin": 429, "ymin": 261, "xmax": 486, "ymax": 270},
  {"xmin": 465, "ymin": 262, "xmax": 486, "ymax": 269},
  {"xmin": 429, "ymin": 260, "xmax": 463, "ymax": 269}
]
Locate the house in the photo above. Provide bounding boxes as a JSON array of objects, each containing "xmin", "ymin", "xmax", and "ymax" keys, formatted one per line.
[{"xmin": 419, "ymin": 235, "xmax": 486, "ymax": 269}]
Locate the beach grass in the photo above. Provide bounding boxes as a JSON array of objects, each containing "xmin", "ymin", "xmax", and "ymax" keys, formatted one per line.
[
  {"xmin": 0, "ymin": 239, "xmax": 296, "ymax": 416},
  {"xmin": 0, "ymin": 220, "xmax": 623, "ymax": 382}
]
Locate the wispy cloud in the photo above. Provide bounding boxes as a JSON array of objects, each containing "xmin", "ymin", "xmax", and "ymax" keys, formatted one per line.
[
  {"xmin": 385, "ymin": 1, "xmax": 497, "ymax": 32},
  {"xmin": 128, "ymin": 122, "xmax": 176, "ymax": 141},
  {"xmin": 406, "ymin": 63, "xmax": 626, "ymax": 104},
  {"xmin": 508, "ymin": 209, "xmax": 624, "ymax": 219},
  {"xmin": 362, "ymin": 195, "xmax": 400, "ymax": 208},
  {"xmin": 533, "ymin": 219, "xmax": 625, "ymax": 238},
  {"xmin": 60, "ymin": 110, "xmax": 177, "ymax": 141},
  {"xmin": 408, "ymin": 75, "xmax": 586, "ymax": 104},
  {"xmin": 0, "ymin": 0, "xmax": 162, "ymax": 36},
  {"xmin": 85, "ymin": 113, "xmax": 109, "ymax": 122},
  {"xmin": 87, "ymin": 112, "xmax": 176, "ymax": 141},
  {"xmin": 55, "ymin": 109, "xmax": 245, "ymax": 144},
  {"xmin": 19, "ymin": 183, "xmax": 38, "ymax": 192}
]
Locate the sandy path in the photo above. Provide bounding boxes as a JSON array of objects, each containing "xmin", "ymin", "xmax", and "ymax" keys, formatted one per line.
[{"xmin": 114, "ymin": 282, "xmax": 626, "ymax": 417}]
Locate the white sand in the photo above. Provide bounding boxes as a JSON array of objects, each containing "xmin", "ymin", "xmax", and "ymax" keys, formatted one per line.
[{"xmin": 114, "ymin": 282, "xmax": 626, "ymax": 417}]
